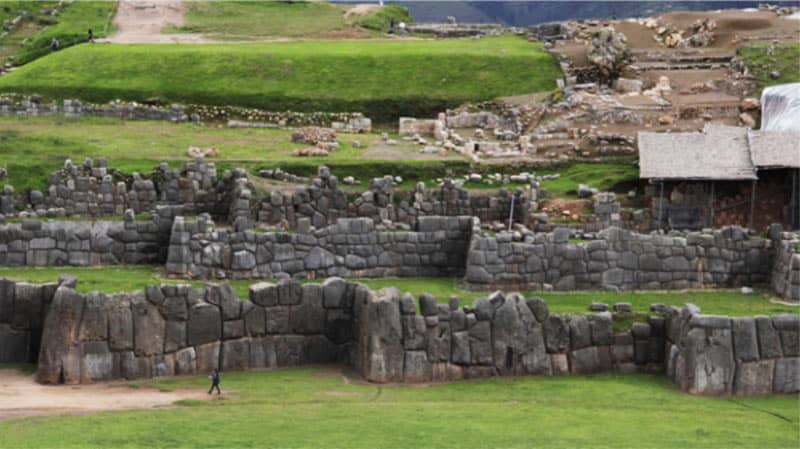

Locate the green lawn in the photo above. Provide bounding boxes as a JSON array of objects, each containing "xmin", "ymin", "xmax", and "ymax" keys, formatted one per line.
[
  {"xmin": 168, "ymin": 1, "xmax": 412, "ymax": 39},
  {"xmin": 0, "ymin": 266, "xmax": 795, "ymax": 317},
  {"xmin": 0, "ymin": 35, "xmax": 561, "ymax": 121},
  {"xmin": 0, "ymin": 116, "xmax": 638, "ymax": 196},
  {"xmin": 740, "ymin": 41, "xmax": 800, "ymax": 90},
  {"xmin": 0, "ymin": 367, "xmax": 797, "ymax": 448},
  {"xmin": 536, "ymin": 160, "xmax": 639, "ymax": 199}
]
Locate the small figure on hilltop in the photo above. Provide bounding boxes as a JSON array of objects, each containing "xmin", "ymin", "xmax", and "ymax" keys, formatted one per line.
[
  {"xmin": 50, "ymin": 37, "xmax": 59, "ymax": 51},
  {"xmin": 398, "ymin": 21, "xmax": 407, "ymax": 36},
  {"xmin": 208, "ymin": 369, "xmax": 221, "ymax": 395},
  {"xmin": 88, "ymin": 28, "xmax": 94, "ymax": 43},
  {"xmin": 389, "ymin": 18, "xmax": 396, "ymax": 34}
]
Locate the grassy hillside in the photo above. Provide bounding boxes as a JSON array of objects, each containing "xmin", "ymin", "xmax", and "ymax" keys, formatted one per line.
[
  {"xmin": 168, "ymin": 1, "xmax": 412, "ymax": 39},
  {"xmin": 739, "ymin": 41, "xmax": 800, "ymax": 90},
  {"xmin": 0, "ymin": 35, "xmax": 561, "ymax": 121},
  {"xmin": 0, "ymin": 367, "xmax": 797, "ymax": 448},
  {"xmin": 0, "ymin": 1, "xmax": 115, "ymax": 66}
]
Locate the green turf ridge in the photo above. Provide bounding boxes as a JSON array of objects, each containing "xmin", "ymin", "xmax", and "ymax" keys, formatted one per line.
[
  {"xmin": 0, "ymin": 35, "xmax": 561, "ymax": 122},
  {"xmin": 0, "ymin": 367, "xmax": 796, "ymax": 448},
  {"xmin": 0, "ymin": 266, "xmax": 795, "ymax": 317}
]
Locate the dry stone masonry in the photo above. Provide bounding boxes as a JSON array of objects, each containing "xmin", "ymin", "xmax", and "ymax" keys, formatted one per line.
[
  {"xmin": 465, "ymin": 225, "xmax": 773, "ymax": 292},
  {"xmin": 166, "ymin": 216, "xmax": 472, "ymax": 280},
  {"xmin": 665, "ymin": 304, "xmax": 799, "ymax": 395},
  {"xmin": 5, "ymin": 276, "xmax": 793, "ymax": 396}
]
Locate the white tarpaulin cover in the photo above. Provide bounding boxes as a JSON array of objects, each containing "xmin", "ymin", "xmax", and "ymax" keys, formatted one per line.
[{"xmin": 761, "ymin": 83, "xmax": 800, "ymax": 132}]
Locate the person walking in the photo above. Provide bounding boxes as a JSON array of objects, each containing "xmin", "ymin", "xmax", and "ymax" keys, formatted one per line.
[
  {"xmin": 208, "ymin": 369, "xmax": 221, "ymax": 395},
  {"xmin": 87, "ymin": 28, "xmax": 94, "ymax": 43}
]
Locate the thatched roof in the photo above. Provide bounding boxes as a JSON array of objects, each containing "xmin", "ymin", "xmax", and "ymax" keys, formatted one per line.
[
  {"xmin": 748, "ymin": 129, "xmax": 800, "ymax": 169},
  {"xmin": 638, "ymin": 125, "xmax": 757, "ymax": 180}
]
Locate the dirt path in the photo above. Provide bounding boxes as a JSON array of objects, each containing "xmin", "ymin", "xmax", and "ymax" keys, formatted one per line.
[
  {"xmin": 103, "ymin": 0, "xmax": 211, "ymax": 44},
  {"xmin": 0, "ymin": 369, "xmax": 211, "ymax": 421}
]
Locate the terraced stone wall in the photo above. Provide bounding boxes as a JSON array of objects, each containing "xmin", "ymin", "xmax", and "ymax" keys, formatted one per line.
[
  {"xmin": 770, "ymin": 229, "xmax": 800, "ymax": 303},
  {"xmin": 353, "ymin": 286, "xmax": 666, "ymax": 383},
  {"xmin": 35, "ymin": 279, "xmax": 357, "ymax": 384},
  {"xmin": 665, "ymin": 304, "xmax": 799, "ymax": 395},
  {"xmin": 464, "ymin": 226, "xmax": 773, "ymax": 292},
  {"xmin": 0, "ymin": 216, "xmax": 172, "ymax": 267},
  {"xmin": 166, "ymin": 216, "xmax": 473, "ymax": 280}
]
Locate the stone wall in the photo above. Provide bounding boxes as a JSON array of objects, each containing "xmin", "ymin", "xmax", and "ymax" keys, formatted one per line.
[
  {"xmin": 3, "ymin": 277, "xmax": 795, "ymax": 395},
  {"xmin": 354, "ymin": 287, "xmax": 665, "ymax": 383},
  {"xmin": 465, "ymin": 226, "xmax": 773, "ymax": 292},
  {"xmin": 0, "ymin": 96, "xmax": 372, "ymax": 129},
  {"xmin": 0, "ymin": 280, "xmax": 58, "ymax": 363},
  {"xmin": 40, "ymin": 157, "xmax": 153, "ymax": 216},
  {"xmin": 770, "ymin": 227, "xmax": 800, "ymax": 303},
  {"xmin": 0, "ymin": 214, "xmax": 171, "ymax": 267},
  {"xmin": 257, "ymin": 167, "xmax": 532, "ymax": 229},
  {"xmin": 166, "ymin": 216, "xmax": 473, "ymax": 280},
  {"xmin": 36, "ymin": 279, "xmax": 356, "ymax": 384},
  {"xmin": 665, "ymin": 304, "xmax": 799, "ymax": 395}
]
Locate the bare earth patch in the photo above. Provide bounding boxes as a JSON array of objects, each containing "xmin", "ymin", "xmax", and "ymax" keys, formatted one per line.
[
  {"xmin": 0, "ymin": 369, "xmax": 211, "ymax": 421},
  {"xmin": 104, "ymin": 0, "xmax": 211, "ymax": 44}
]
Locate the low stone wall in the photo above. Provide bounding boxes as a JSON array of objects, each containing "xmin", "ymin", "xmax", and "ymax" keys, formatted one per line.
[
  {"xmin": 354, "ymin": 287, "xmax": 665, "ymax": 383},
  {"xmin": 0, "ymin": 215, "xmax": 171, "ymax": 267},
  {"xmin": 258, "ymin": 168, "xmax": 532, "ymax": 229},
  {"xmin": 166, "ymin": 216, "xmax": 473, "ymax": 280},
  {"xmin": 465, "ymin": 226, "xmax": 773, "ymax": 291},
  {"xmin": 665, "ymin": 304, "xmax": 799, "ymax": 395},
  {"xmin": 0, "ymin": 280, "xmax": 57, "ymax": 363},
  {"xmin": 36, "ymin": 279, "xmax": 356, "ymax": 384},
  {"xmin": 770, "ymin": 229, "xmax": 800, "ymax": 303},
  {"xmin": 0, "ymin": 96, "xmax": 372, "ymax": 129}
]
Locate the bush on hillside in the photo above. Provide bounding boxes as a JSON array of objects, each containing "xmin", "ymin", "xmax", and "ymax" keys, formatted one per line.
[
  {"xmin": 352, "ymin": 5, "xmax": 412, "ymax": 32},
  {"xmin": 14, "ymin": 33, "xmax": 87, "ymax": 66}
]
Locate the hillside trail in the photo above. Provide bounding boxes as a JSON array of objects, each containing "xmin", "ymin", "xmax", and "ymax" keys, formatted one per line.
[
  {"xmin": 0, "ymin": 369, "xmax": 211, "ymax": 421},
  {"xmin": 102, "ymin": 0, "xmax": 212, "ymax": 44}
]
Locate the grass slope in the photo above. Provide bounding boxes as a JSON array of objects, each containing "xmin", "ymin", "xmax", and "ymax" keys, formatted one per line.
[
  {"xmin": 740, "ymin": 41, "xmax": 800, "ymax": 89},
  {"xmin": 169, "ymin": 1, "xmax": 412, "ymax": 39},
  {"xmin": 0, "ymin": 368, "xmax": 797, "ymax": 448},
  {"xmin": 1, "ymin": 1, "xmax": 115, "ymax": 66},
  {"xmin": 0, "ymin": 117, "xmax": 637, "ymax": 195},
  {"xmin": 0, "ymin": 266, "xmax": 795, "ymax": 317},
  {"xmin": 0, "ymin": 36, "xmax": 560, "ymax": 121}
]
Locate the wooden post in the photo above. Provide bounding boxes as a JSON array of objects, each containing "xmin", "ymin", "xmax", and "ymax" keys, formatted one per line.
[
  {"xmin": 709, "ymin": 181, "xmax": 715, "ymax": 227},
  {"xmin": 749, "ymin": 179, "xmax": 757, "ymax": 230},
  {"xmin": 658, "ymin": 181, "xmax": 665, "ymax": 230}
]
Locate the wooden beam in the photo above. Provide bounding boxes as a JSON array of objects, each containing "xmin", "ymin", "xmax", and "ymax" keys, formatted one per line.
[{"xmin": 749, "ymin": 179, "xmax": 757, "ymax": 230}]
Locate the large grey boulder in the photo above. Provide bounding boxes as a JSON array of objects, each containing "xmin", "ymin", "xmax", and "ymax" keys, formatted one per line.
[
  {"xmin": 569, "ymin": 315, "xmax": 591, "ymax": 350},
  {"xmin": 683, "ymin": 327, "xmax": 735, "ymax": 395},
  {"xmin": 107, "ymin": 295, "xmax": 133, "ymax": 351},
  {"xmin": 544, "ymin": 314, "xmax": 570, "ymax": 353},
  {"xmin": 403, "ymin": 350, "xmax": 432, "ymax": 382},
  {"xmin": 469, "ymin": 320, "xmax": 492, "ymax": 366},
  {"xmin": 755, "ymin": 316, "xmax": 783, "ymax": 359},
  {"xmin": 37, "ymin": 287, "xmax": 86, "ymax": 384},
  {"xmin": 731, "ymin": 318, "xmax": 759, "ymax": 362},
  {"xmin": 734, "ymin": 360, "xmax": 774, "ymax": 396},
  {"xmin": 589, "ymin": 312, "xmax": 613, "ymax": 346},
  {"xmin": 78, "ymin": 292, "xmax": 108, "ymax": 341},
  {"xmin": 249, "ymin": 282, "xmax": 278, "ymax": 307},
  {"xmin": 188, "ymin": 303, "xmax": 221, "ymax": 346},
  {"xmin": 132, "ymin": 293, "xmax": 165, "ymax": 356},
  {"xmin": 291, "ymin": 284, "xmax": 326, "ymax": 334},
  {"xmin": 195, "ymin": 341, "xmax": 221, "ymax": 373},
  {"xmin": 174, "ymin": 347, "xmax": 197, "ymax": 375},
  {"xmin": 221, "ymin": 338, "xmax": 250, "ymax": 371},
  {"xmin": 773, "ymin": 357, "xmax": 800, "ymax": 394},
  {"xmin": 356, "ymin": 288, "xmax": 403, "ymax": 382},
  {"xmin": 206, "ymin": 284, "xmax": 241, "ymax": 321},
  {"xmin": 80, "ymin": 341, "xmax": 115, "ymax": 383}
]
